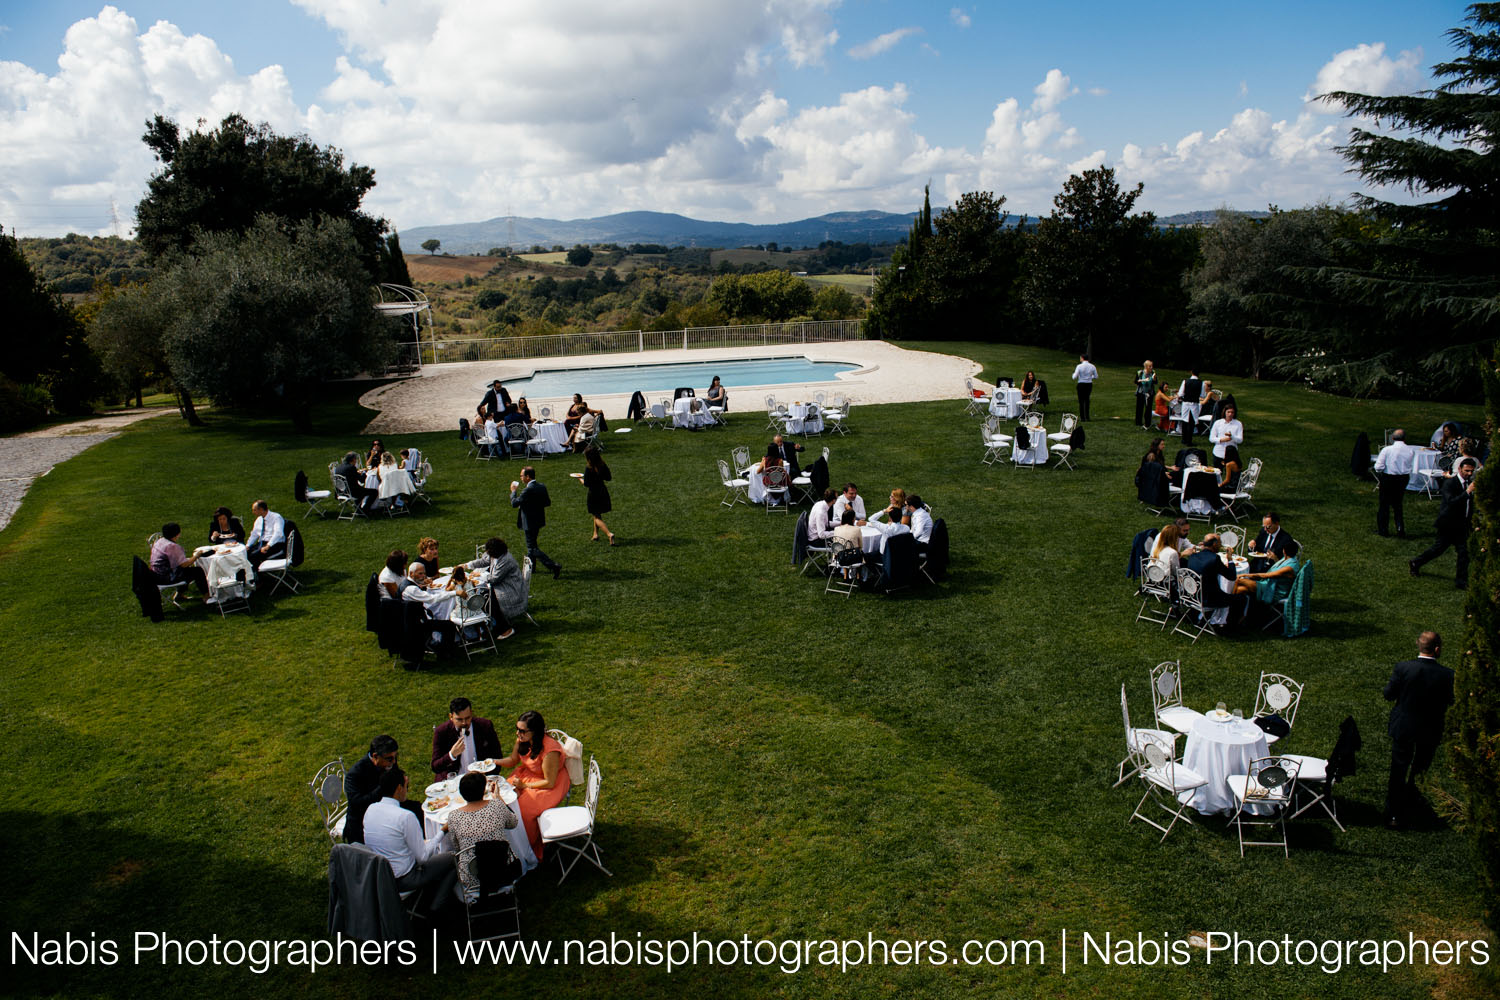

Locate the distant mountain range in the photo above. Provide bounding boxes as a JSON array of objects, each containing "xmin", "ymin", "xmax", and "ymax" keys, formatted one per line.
[{"xmin": 401, "ymin": 208, "xmax": 1269, "ymax": 254}]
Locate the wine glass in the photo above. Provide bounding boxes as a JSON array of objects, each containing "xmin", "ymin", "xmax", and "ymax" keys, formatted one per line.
[{"xmin": 1215, "ymin": 701, "xmax": 1227, "ymax": 717}]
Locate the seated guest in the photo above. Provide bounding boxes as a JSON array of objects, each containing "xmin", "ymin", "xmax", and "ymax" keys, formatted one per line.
[
  {"xmin": 705, "ymin": 375, "xmax": 729, "ymax": 412},
  {"xmin": 1149, "ymin": 522, "xmax": 1183, "ymax": 576},
  {"xmin": 1208, "ymin": 404, "xmax": 1243, "ymax": 461},
  {"xmin": 1247, "ymin": 511, "xmax": 1295, "ymax": 571},
  {"xmin": 904, "ymin": 494, "xmax": 934, "ymax": 545},
  {"xmin": 1172, "ymin": 517, "xmax": 1197, "ymax": 555},
  {"xmin": 365, "ymin": 438, "xmax": 386, "ymax": 470},
  {"xmin": 808, "ymin": 488, "xmax": 837, "ymax": 542},
  {"xmin": 874, "ymin": 488, "xmax": 907, "ymax": 523},
  {"xmin": 516, "ymin": 397, "xmax": 534, "ymax": 423},
  {"xmin": 564, "ymin": 394, "xmax": 590, "ymax": 431},
  {"xmin": 1232, "ymin": 540, "xmax": 1301, "ymax": 602},
  {"xmin": 482, "ymin": 414, "xmax": 501, "ymax": 457},
  {"xmin": 400, "ymin": 448, "xmax": 420, "ymax": 473},
  {"xmin": 343, "ymin": 734, "xmax": 407, "ymax": 844},
  {"xmin": 831, "ymin": 482, "xmax": 866, "ymax": 525},
  {"xmin": 150, "ymin": 522, "xmax": 208, "ymax": 593},
  {"xmin": 378, "ymin": 549, "xmax": 409, "ymax": 599},
  {"xmin": 474, "ymin": 405, "xmax": 490, "ymax": 435},
  {"xmin": 415, "ymin": 537, "xmax": 441, "ymax": 578},
  {"xmin": 501, "ymin": 402, "xmax": 528, "ymax": 430},
  {"xmin": 765, "ymin": 434, "xmax": 803, "ymax": 476},
  {"xmin": 1153, "ymin": 382, "xmax": 1174, "ymax": 432},
  {"xmin": 832, "ymin": 507, "xmax": 864, "ymax": 549},
  {"xmin": 208, "ymin": 506, "xmax": 245, "ymax": 544},
  {"xmin": 1135, "ymin": 449, "xmax": 1169, "ymax": 508},
  {"xmin": 1216, "ymin": 444, "xmax": 1243, "ymax": 494},
  {"xmin": 363, "ymin": 766, "xmax": 457, "ymax": 911},
  {"xmin": 376, "ymin": 450, "xmax": 400, "ymax": 483},
  {"xmin": 458, "ymin": 537, "xmax": 521, "ymax": 638},
  {"xmin": 244, "ymin": 500, "xmax": 285, "ymax": 569},
  {"xmin": 1454, "ymin": 437, "xmax": 1484, "ymax": 474},
  {"xmin": 1435, "ymin": 422, "xmax": 1461, "ymax": 463},
  {"xmin": 443, "ymin": 772, "xmax": 519, "ymax": 899},
  {"xmin": 501, "ymin": 710, "xmax": 571, "ymax": 860},
  {"xmin": 431, "ymin": 697, "xmax": 506, "ymax": 777},
  {"xmin": 404, "ymin": 562, "xmax": 459, "ymax": 621},
  {"xmin": 1020, "ymin": 370, "xmax": 1040, "ymax": 404},
  {"xmin": 1185, "ymin": 533, "xmax": 1241, "ymax": 626},
  {"xmin": 866, "ymin": 501, "xmax": 911, "ymax": 539},
  {"xmin": 335, "ymin": 451, "xmax": 376, "ymax": 512}
]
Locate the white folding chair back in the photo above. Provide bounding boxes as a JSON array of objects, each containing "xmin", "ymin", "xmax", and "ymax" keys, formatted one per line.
[
  {"xmin": 1136, "ymin": 560, "xmax": 1175, "ymax": 628},
  {"xmin": 310, "ymin": 759, "xmax": 348, "ymax": 841},
  {"xmin": 451, "ymin": 588, "xmax": 498, "ymax": 658},
  {"xmin": 761, "ymin": 465, "xmax": 790, "ymax": 512},
  {"xmin": 537, "ymin": 755, "xmax": 612, "ymax": 884},
  {"xmin": 824, "ymin": 536, "xmax": 862, "ymax": 597},
  {"xmin": 1227, "ymin": 756, "xmax": 1301, "ymax": 856},
  {"xmin": 1252, "ymin": 672, "xmax": 1303, "ymax": 744},
  {"xmin": 731, "ymin": 446, "xmax": 752, "ymax": 473},
  {"xmin": 1149, "ymin": 659, "xmax": 1203, "ymax": 733},
  {"xmin": 1171, "ymin": 568, "xmax": 1215, "ymax": 643},
  {"xmin": 258, "ymin": 529, "xmax": 301, "ymax": 596},
  {"xmin": 539, "ymin": 405, "xmax": 552, "ymax": 419},
  {"xmin": 1115, "ymin": 684, "xmax": 1177, "ymax": 787},
  {"xmin": 1128, "ymin": 732, "xmax": 1207, "ymax": 841},
  {"xmin": 718, "ymin": 459, "xmax": 749, "ymax": 507}
]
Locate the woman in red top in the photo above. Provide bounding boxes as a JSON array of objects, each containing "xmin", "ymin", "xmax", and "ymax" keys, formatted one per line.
[{"xmin": 501, "ymin": 710, "xmax": 571, "ymax": 859}]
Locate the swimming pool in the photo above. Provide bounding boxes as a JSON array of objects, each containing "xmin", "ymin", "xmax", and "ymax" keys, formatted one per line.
[{"xmin": 501, "ymin": 356, "xmax": 859, "ymax": 398}]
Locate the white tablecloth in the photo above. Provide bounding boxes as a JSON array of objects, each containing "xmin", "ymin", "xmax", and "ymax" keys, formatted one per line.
[
  {"xmin": 1012, "ymin": 426, "xmax": 1048, "ymax": 465},
  {"xmin": 1407, "ymin": 448, "xmax": 1441, "ymax": 491},
  {"xmin": 1179, "ymin": 715, "xmax": 1270, "ymax": 815},
  {"xmin": 529, "ymin": 421, "xmax": 569, "ymax": 454},
  {"xmin": 421, "ymin": 778, "xmax": 538, "ymax": 875},
  {"xmin": 785, "ymin": 402, "xmax": 824, "ymax": 435},
  {"xmin": 989, "ymin": 387, "xmax": 1022, "ymax": 419},
  {"xmin": 1179, "ymin": 466, "xmax": 1219, "ymax": 516},
  {"xmin": 673, "ymin": 397, "xmax": 715, "ymax": 429},
  {"xmin": 195, "ymin": 543, "xmax": 254, "ymax": 599}
]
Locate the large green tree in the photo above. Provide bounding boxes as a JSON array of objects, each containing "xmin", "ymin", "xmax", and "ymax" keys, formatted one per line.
[
  {"xmin": 155, "ymin": 215, "xmax": 397, "ymax": 431},
  {"xmin": 0, "ymin": 230, "xmax": 104, "ymax": 422},
  {"xmin": 87, "ymin": 282, "xmax": 201, "ymax": 423},
  {"xmin": 1022, "ymin": 166, "xmax": 1161, "ymax": 359},
  {"xmin": 1321, "ymin": 3, "xmax": 1500, "ymax": 929},
  {"xmin": 134, "ymin": 114, "xmax": 386, "ymax": 276},
  {"xmin": 864, "ymin": 185, "xmax": 933, "ymax": 339}
]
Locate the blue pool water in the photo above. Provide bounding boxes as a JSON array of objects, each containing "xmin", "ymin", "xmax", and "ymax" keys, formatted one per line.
[{"xmin": 502, "ymin": 356, "xmax": 858, "ymax": 398}]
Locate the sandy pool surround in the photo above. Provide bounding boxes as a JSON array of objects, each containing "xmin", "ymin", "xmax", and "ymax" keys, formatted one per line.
[{"xmin": 359, "ymin": 341, "xmax": 983, "ymax": 434}]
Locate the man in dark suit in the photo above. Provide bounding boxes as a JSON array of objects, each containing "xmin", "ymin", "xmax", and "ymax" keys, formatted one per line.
[
  {"xmin": 430, "ymin": 697, "xmax": 505, "ymax": 776},
  {"xmin": 1383, "ymin": 631, "xmax": 1455, "ymax": 827},
  {"xmin": 343, "ymin": 734, "xmax": 399, "ymax": 844},
  {"xmin": 765, "ymin": 433, "xmax": 804, "ymax": 478},
  {"xmin": 480, "ymin": 379, "xmax": 512, "ymax": 420},
  {"xmin": 510, "ymin": 466, "xmax": 560, "ymax": 579},
  {"xmin": 1410, "ymin": 457, "xmax": 1477, "ymax": 587},
  {"xmin": 334, "ymin": 451, "xmax": 376, "ymax": 513},
  {"xmin": 1246, "ymin": 511, "xmax": 1295, "ymax": 573},
  {"xmin": 1185, "ymin": 533, "xmax": 1240, "ymax": 624}
]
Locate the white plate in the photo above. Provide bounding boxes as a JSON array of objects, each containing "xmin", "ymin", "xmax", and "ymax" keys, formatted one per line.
[
  {"xmin": 468, "ymin": 758, "xmax": 497, "ymax": 772},
  {"xmin": 569, "ymin": 472, "xmax": 584, "ymax": 479},
  {"xmin": 423, "ymin": 779, "xmax": 455, "ymax": 798},
  {"xmin": 422, "ymin": 795, "xmax": 455, "ymax": 813}
]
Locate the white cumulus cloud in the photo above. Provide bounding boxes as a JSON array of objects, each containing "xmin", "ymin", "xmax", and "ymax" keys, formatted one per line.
[
  {"xmin": 848, "ymin": 27, "xmax": 922, "ymax": 60},
  {"xmin": 1306, "ymin": 41, "xmax": 1422, "ymax": 109},
  {"xmin": 950, "ymin": 8, "xmax": 971, "ymax": 29}
]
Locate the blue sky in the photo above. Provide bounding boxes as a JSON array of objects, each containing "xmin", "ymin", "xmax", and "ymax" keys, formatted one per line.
[{"xmin": 0, "ymin": 1, "xmax": 1473, "ymax": 235}]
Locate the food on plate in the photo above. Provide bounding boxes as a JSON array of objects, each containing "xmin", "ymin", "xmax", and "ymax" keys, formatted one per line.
[{"xmin": 423, "ymin": 795, "xmax": 449, "ymax": 811}]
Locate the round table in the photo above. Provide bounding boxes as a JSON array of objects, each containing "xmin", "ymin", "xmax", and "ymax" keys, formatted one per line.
[
  {"xmin": 989, "ymin": 387, "xmax": 1022, "ymax": 419},
  {"xmin": 1407, "ymin": 448, "xmax": 1441, "ymax": 492},
  {"xmin": 420, "ymin": 775, "xmax": 537, "ymax": 874},
  {"xmin": 1012, "ymin": 427, "xmax": 1048, "ymax": 465},
  {"xmin": 1178, "ymin": 714, "xmax": 1270, "ymax": 815},
  {"xmin": 785, "ymin": 403, "xmax": 824, "ymax": 434},
  {"xmin": 530, "ymin": 421, "xmax": 569, "ymax": 454},
  {"xmin": 193, "ymin": 542, "xmax": 255, "ymax": 600},
  {"xmin": 672, "ymin": 397, "xmax": 715, "ymax": 429}
]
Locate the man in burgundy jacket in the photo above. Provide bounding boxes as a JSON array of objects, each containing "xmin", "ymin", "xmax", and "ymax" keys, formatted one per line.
[{"xmin": 430, "ymin": 697, "xmax": 505, "ymax": 776}]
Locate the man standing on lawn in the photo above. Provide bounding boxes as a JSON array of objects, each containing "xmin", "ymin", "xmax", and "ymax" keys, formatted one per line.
[
  {"xmin": 1382, "ymin": 631, "xmax": 1454, "ymax": 828},
  {"xmin": 1373, "ymin": 429, "xmax": 1415, "ymax": 537},
  {"xmin": 511, "ymin": 466, "xmax": 560, "ymax": 579},
  {"xmin": 1070, "ymin": 353, "xmax": 1097, "ymax": 421}
]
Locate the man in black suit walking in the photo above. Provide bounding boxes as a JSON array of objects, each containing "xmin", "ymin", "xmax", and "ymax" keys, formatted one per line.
[
  {"xmin": 1382, "ymin": 631, "xmax": 1455, "ymax": 828},
  {"xmin": 1409, "ymin": 457, "xmax": 1477, "ymax": 587},
  {"xmin": 511, "ymin": 466, "xmax": 560, "ymax": 579},
  {"xmin": 480, "ymin": 379, "xmax": 512, "ymax": 420}
]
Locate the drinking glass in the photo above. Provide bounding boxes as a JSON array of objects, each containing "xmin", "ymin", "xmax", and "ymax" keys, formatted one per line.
[
  {"xmin": 1215, "ymin": 701, "xmax": 1227, "ymax": 715},
  {"xmin": 1232, "ymin": 709, "xmax": 1243, "ymax": 720}
]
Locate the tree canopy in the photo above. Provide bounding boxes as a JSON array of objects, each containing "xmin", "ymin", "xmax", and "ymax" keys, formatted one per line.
[
  {"xmin": 154, "ymin": 215, "xmax": 397, "ymax": 430},
  {"xmin": 0, "ymin": 230, "xmax": 103, "ymax": 421},
  {"xmin": 134, "ymin": 114, "xmax": 386, "ymax": 276}
]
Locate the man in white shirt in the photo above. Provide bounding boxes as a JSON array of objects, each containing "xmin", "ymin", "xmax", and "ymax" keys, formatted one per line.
[
  {"xmin": 244, "ymin": 500, "xmax": 285, "ymax": 569},
  {"xmin": 904, "ymin": 495, "xmax": 934, "ymax": 545},
  {"xmin": 1174, "ymin": 369, "xmax": 1204, "ymax": 445},
  {"xmin": 1207, "ymin": 405, "xmax": 1244, "ymax": 461},
  {"xmin": 404, "ymin": 562, "xmax": 458, "ymax": 621},
  {"xmin": 807, "ymin": 489, "xmax": 837, "ymax": 542},
  {"xmin": 831, "ymin": 482, "xmax": 866, "ymax": 525},
  {"xmin": 363, "ymin": 767, "xmax": 457, "ymax": 909},
  {"xmin": 1070, "ymin": 354, "xmax": 1098, "ymax": 421},
  {"xmin": 1374, "ymin": 428, "xmax": 1415, "ymax": 537}
]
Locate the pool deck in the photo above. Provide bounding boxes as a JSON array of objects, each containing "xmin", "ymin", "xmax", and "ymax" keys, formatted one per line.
[{"xmin": 358, "ymin": 341, "xmax": 983, "ymax": 433}]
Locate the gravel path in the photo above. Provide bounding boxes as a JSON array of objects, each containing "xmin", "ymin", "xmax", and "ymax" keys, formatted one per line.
[{"xmin": 0, "ymin": 410, "xmax": 172, "ymax": 533}]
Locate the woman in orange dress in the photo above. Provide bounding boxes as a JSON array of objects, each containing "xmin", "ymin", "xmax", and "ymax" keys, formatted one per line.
[{"xmin": 500, "ymin": 710, "xmax": 571, "ymax": 859}]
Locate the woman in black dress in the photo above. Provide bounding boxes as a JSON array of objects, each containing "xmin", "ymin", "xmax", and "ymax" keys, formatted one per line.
[
  {"xmin": 208, "ymin": 506, "xmax": 245, "ymax": 544},
  {"xmin": 578, "ymin": 445, "xmax": 616, "ymax": 545}
]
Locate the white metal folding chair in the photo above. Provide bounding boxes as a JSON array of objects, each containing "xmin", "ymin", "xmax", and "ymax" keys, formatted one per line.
[
  {"xmin": 981, "ymin": 425, "xmax": 1010, "ymax": 466},
  {"xmin": 310, "ymin": 758, "xmax": 347, "ymax": 841},
  {"xmin": 210, "ymin": 576, "xmax": 252, "ymax": 617},
  {"xmin": 1115, "ymin": 684, "xmax": 1177, "ymax": 788},
  {"xmin": 964, "ymin": 378, "xmax": 990, "ymax": 416},
  {"xmin": 826, "ymin": 399, "xmax": 851, "ymax": 436},
  {"xmin": 718, "ymin": 460, "xmax": 749, "ymax": 507},
  {"xmin": 1128, "ymin": 733, "xmax": 1207, "ymax": 842},
  {"xmin": 1149, "ymin": 659, "xmax": 1204, "ymax": 734},
  {"xmin": 761, "ymin": 465, "xmax": 790, "ymax": 513},
  {"xmin": 645, "ymin": 403, "xmax": 667, "ymax": 429},
  {"xmin": 1171, "ymin": 568, "xmax": 1216, "ymax": 643},
  {"xmin": 1252, "ymin": 673, "xmax": 1303, "ymax": 745},
  {"xmin": 1215, "ymin": 524, "xmax": 1241, "ymax": 554},
  {"xmin": 451, "ymin": 588, "xmax": 498, "ymax": 659},
  {"xmin": 518, "ymin": 557, "xmax": 540, "ymax": 629},
  {"xmin": 257, "ymin": 529, "xmax": 301, "ymax": 596},
  {"xmin": 731, "ymin": 445, "xmax": 753, "ymax": 475},
  {"xmin": 1226, "ymin": 755, "xmax": 1301, "ymax": 857},
  {"xmin": 331, "ymin": 473, "xmax": 363, "ymax": 520},
  {"xmin": 456, "ymin": 839, "xmax": 522, "ymax": 942},
  {"xmin": 537, "ymin": 755, "xmax": 612, "ymax": 884},
  {"xmin": 525, "ymin": 423, "xmax": 549, "ymax": 460},
  {"xmin": 1136, "ymin": 559, "xmax": 1176, "ymax": 628},
  {"xmin": 1283, "ymin": 720, "xmax": 1358, "ymax": 832},
  {"xmin": 824, "ymin": 536, "xmax": 862, "ymax": 597}
]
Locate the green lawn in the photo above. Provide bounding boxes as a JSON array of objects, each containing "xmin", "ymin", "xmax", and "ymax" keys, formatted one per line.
[
  {"xmin": 803, "ymin": 272, "xmax": 875, "ymax": 292},
  {"xmin": 2, "ymin": 341, "xmax": 1495, "ymax": 999}
]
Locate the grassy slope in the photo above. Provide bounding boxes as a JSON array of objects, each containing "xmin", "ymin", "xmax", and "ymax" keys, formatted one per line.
[{"xmin": 2, "ymin": 342, "xmax": 1495, "ymax": 999}]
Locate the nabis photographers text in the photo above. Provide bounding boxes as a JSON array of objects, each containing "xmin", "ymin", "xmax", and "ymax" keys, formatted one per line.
[{"xmin": 13, "ymin": 929, "xmax": 1492, "ymax": 975}]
